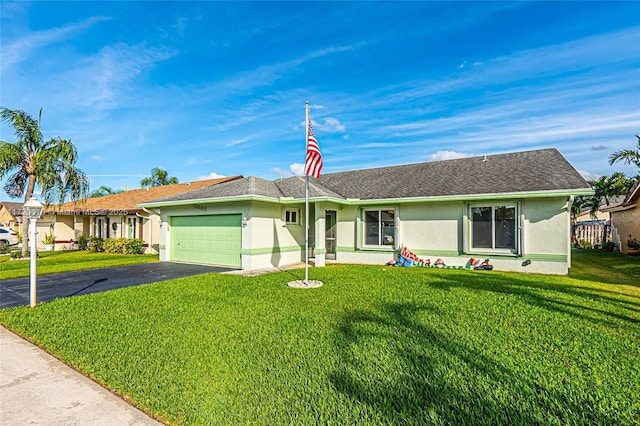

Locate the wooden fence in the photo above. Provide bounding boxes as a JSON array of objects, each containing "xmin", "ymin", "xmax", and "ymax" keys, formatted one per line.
[{"xmin": 572, "ymin": 222, "xmax": 610, "ymax": 248}]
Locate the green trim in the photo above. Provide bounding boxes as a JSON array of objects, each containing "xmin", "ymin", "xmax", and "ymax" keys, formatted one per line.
[
  {"xmin": 336, "ymin": 246, "xmax": 566, "ymax": 263},
  {"xmin": 159, "ymin": 244, "xmax": 165, "ymax": 250},
  {"xmin": 336, "ymin": 246, "xmax": 356, "ymax": 253},
  {"xmin": 314, "ymin": 248, "xmax": 327, "ymax": 255},
  {"xmin": 139, "ymin": 189, "xmax": 593, "ymax": 209},
  {"xmin": 520, "ymin": 253, "xmax": 567, "ymax": 262},
  {"xmin": 241, "ymin": 246, "xmax": 301, "ymax": 256}
]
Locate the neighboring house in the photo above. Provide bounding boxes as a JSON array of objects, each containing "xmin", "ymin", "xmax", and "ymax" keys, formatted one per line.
[
  {"xmin": 139, "ymin": 148, "xmax": 591, "ymax": 275},
  {"xmin": 0, "ymin": 201, "xmax": 24, "ymax": 232},
  {"xmin": 573, "ymin": 208, "xmax": 609, "ymax": 223},
  {"xmin": 602, "ymin": 178, "xmax": 640, "ymax": 253},
  {"xmin": 43, "ymin": 176, "xmax": 242, "ymax": 252}
]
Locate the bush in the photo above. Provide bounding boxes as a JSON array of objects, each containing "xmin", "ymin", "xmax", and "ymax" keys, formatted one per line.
[
  {"xmin": 77, "ymin": 235, "xmax": 89, "ymax": 251},
  {"xmin": 579, "ymin": 239, "xmax": 593, "ymax": 249},
  {"xmin": 102, "ymin": 238, "xmax": 144, "ymax": 255},
  {"xmin": 9, "ymin": 250, "xmax": 22, "ymax": 259},
  {"xmin": 87, "ymin": 237, "xmax": 104, "ymax": 252}
]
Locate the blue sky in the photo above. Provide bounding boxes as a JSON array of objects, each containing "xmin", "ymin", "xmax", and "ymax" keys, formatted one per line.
[{"xmin": 1, "ymin": 1, "xmax": 639, "ymax": 198}]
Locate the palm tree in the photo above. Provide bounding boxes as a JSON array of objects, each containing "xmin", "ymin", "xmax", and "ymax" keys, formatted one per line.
[
  {"xmin": 89, "ymin": 186, "xmax": 123, "ymax": 198},
  {"xmin": 571, "ymin": 196, "xmax": 586, "ymax": 223},
  {"xmin": 585, "ymin": 172, "xmax": 635, "ymax": 218},
  {"xmin": 140, "ymin": 167, "xmax": 179, "ymax": 188},
  {"xmin": 0, "ymin": 107, "xmax": 89, "ymax": 255},
  {"xmin": 609, "ymin": 135, "xmax": 640, "ymax": 169}
]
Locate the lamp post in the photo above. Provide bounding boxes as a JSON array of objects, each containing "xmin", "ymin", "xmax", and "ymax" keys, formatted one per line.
[{"xmin": 23, "ymin": 197, "xmax": 44, "ymax": 308}]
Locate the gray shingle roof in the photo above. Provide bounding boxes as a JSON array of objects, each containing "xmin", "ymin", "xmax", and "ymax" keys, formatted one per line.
[
  {"xmin": 316, "ymin": 148, "xmax": 590, "ymax": 200},
  {"xmin": 141, "ymin": 148, "xmax": 590, "ymax": 206},
  {"xmin": 146, "ymin": 176, "xmax": 285, "ymax": 203}
]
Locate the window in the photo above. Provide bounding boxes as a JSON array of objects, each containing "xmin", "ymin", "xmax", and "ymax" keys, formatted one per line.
[
  {"xmin": 363, "ymin": 208, "xmax": 395, "ymax": 247},
  {"xmin": 469, "ymin": 204, "xmax": 517, "ymax": 252},
  {"xmin": 285, "ymin": 209, "xmax": 299, "ymax": 225}
]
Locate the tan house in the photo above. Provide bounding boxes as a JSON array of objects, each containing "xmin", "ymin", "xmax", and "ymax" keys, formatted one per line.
[
  {"xmin": 0, "ymin": 201, "xmax": 24, "ymax": 232},
  {"xmin": 43, "ymin": 176, "xmax": 242, "ymax": 252},
  {"xmin": 602, "ymin": 178, "xmax": 640, "ymax": 253}
]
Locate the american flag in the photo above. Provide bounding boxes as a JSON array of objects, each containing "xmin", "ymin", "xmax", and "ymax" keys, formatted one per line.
[{"xmin": 304, "ymin": 117, "xmax": 323, "ymax": 179}]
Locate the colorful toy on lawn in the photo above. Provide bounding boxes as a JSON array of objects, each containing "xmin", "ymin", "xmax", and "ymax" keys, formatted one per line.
[
  {"xmin": 393, "ymin": 246, "xmax": 493, "ymax": 270},
  {"xmin": 397, "ymin": 246, "xmax": 430, "ymax": 267}
]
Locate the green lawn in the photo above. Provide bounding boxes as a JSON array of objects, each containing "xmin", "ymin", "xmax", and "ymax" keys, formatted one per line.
[
  {"xmin": 0, "ymin": 250, "xmax": 159, "ymax": 280},
  {"xmin": 0, "ymin": 250, "xmax": 638, "ymax": 425}
]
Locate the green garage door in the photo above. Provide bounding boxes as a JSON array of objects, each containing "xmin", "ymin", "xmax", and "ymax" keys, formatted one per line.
[{"xmin": 170, "ymin": 214, "xmax": 242, "ymax": 267}]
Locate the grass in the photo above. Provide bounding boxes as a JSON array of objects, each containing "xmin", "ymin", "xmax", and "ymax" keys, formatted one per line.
[
  {"xmin": 570, "ymin": 248, "xmax": 640, "ymax": 286},
  {"xmin": 0, "ymin": 250, "xmax": 639, "ymax": 425},
  {"xmin": 0, "ymin": 250, "xmax": 158, "ymax": 280}
]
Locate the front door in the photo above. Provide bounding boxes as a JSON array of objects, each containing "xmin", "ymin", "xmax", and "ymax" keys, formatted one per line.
[{"xmin": 325, "ymin": 210, "xmax": 337, "ymax": 260}]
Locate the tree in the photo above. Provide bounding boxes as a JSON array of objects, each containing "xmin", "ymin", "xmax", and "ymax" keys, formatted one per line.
[
  {"xmin": 585, "ymin": 172, "xmax": 635, "ymax": 218},
  {"xmin": 0, "ymin": 107, "xmax": 89, "ymax": 255},
  {"xmin": 140, "ymin": 167, "xmax": 179, "ymax": 188},
  {"xmin": 89, "ymin": 186, "xmax": 124, "ymax": 198},
  {"xmin": 609, "ymin": 135, "xmax": 640, "ymax": 170}
]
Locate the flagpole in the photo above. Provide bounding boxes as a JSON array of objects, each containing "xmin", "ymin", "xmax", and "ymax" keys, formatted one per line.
[
  {"xmin": 304, "ymin": 100, "xmax": 310, "ymax": 285},
  {"xmin": 287, "ymin": 100, "xmax": 322, "ymax": 289}
]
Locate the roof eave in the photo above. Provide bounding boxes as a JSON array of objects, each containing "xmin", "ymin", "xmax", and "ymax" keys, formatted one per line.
[
  {"xmin": 601, "ymin": 203, "xmax": 636, "ymax": 213},
  {"xmin": 138, "ymin": 194, "xmax": 280, "ymax": 208},
  {"xmin": 140, "ymin": 188, "xmax": 592, "ymax": 208}
]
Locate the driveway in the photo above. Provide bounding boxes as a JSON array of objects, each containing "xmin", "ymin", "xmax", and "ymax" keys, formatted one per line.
[{"xmin": 0, "ymin": 262, "xmax": 233, "ymax": 308}]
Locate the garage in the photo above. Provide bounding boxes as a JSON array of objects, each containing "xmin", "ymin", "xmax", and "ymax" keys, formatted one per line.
[{"xmin": 170, "ymin": 214, "xmax": 242, "ymax": 267}]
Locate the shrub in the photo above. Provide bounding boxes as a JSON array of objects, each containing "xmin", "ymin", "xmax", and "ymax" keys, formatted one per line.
[
  {"xmin": 9, "ymin": 250, "xmax": 22, "ymax": 259},
  {"xmin": 579, "ymin": 239, "xmax": 593, "ymax": 249},
  {"xmin": 77, "ymin": 235, "xmax": 89, "ymax": 250},
  {"xmin": 88, "ymin": 236, "xmax": 104, "ymax": 252},
  {"xmin": 102, "ymin": 238, "xmax": 144, "ymax": 255},
  {"xmin": 601, "ymin": 241, "xmax": 616, "ymax": 250},
  {"xmin": 42, "ymin": 232, "xmax": 56, "ymax": 245}
]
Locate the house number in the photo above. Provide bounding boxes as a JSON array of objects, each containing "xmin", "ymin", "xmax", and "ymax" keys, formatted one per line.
[{"xmin": 193, "ymin": 204, "xmax": 207, "ymax": 211}]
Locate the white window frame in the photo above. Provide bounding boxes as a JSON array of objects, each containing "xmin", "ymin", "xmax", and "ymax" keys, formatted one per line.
[
  {"xmin": 467, "ymin": 202, "xmax": 519, "ymax": 255},
  {"xmin": 361, "ymin": 207, "xmax": 396, "ymax": 248},
  {"xmin": 284, "ymin": 208, "xmax": 300, "ymax": 225}
]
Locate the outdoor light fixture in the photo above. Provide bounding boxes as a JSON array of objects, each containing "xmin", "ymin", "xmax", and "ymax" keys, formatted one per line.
[{"xmin": 23, "ymin": 197, "xmax": 44, "ymax": 308}]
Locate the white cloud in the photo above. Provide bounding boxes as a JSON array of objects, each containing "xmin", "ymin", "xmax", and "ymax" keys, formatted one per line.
[
  {"xmin": 426, "ymin": 151, "xmax": 474, "ymax": 162},
  {"xmin": 90, "ymin": 155, "xmax": 103, "ymax": 162},
  {"xmin": 321, "ymin": 117, "xmax": 346, "ymax": 132},
  {"xmin": 225, "ymin": 135, "xmax": 254, "ymax": 147},
  {"xmin": 289, "ymin": 163, "xmax": 305, "ymax": 176},
  {"xmin": 272, "ymin": 167, "xmax": 289, "ymax": 178},
  {"xmin": 577, "ymin": 170, "xmax": 601, "ymax": 182},
  {"xmin": 197, "ymin": 172, "xmax": 226, "ymax": 180},
  {"xmin": 273, "ymin": 163, "xmax": 305, "ymax": 178},
  {"xmin": 211, "ymin": 43, "xmax": 365, "ymax": 95},
  {"xmin": 1, "ymin": 16, "xmax": 112, "ymax": 71}
]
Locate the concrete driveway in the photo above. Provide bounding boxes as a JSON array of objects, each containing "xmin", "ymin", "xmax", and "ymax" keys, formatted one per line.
[{"xmin": 0, "ymin": 262, "xmax": 234, "ymax": 308}]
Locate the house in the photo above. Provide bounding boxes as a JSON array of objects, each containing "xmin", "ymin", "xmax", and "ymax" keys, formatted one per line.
[
  {"xmin": 43, "ymin": 176, "xmax": 242, "ymax": 252},
  {"xmin": 602, "ymin": 178, "xmax": 640, "ymax": 253},
  {"xmin": 0, "ymin": 201, "xmax": 24, "ymax": 232},
  {"xmin": 139, "ymin": 148, "xmax": 592, "ymax": 275}
]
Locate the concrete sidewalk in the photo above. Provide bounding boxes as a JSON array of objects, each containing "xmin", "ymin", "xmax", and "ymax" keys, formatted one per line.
[{"xmin": 0, "ymin": 326, "xmax": 163, "ymax": 425}]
